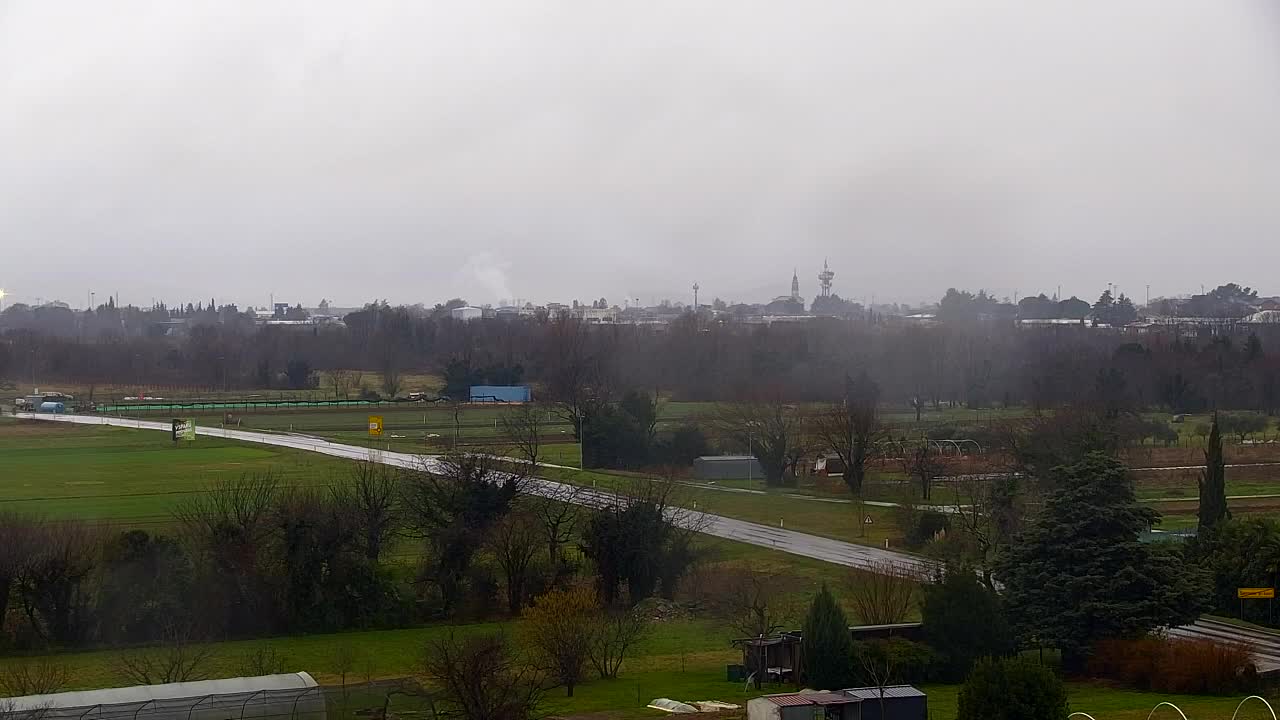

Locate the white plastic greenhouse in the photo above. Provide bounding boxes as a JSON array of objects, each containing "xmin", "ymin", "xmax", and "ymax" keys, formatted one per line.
[{"xmin": 2, "ymin": 673, "xmax": 325, "ymax": 720}]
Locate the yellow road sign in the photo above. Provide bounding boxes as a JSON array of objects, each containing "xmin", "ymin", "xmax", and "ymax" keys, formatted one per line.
[
  {"xmin": 1238, "ymin": 588, "xmax": 1275, "ymax": 599},
  {"xmin": 368, "ymin": 416, "xmax": 384, "ymax": 437}
]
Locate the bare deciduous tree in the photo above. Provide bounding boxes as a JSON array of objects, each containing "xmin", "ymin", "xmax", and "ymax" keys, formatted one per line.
[
  {"xmin": 333, "ymin": 642, "xmax": 361, "ymax": 704},
  {"xmin": 900, "ymin": 441, "xmax": 946, "ymax": 501},
  {"xmin": 858, "ymin": 640, "xmax": 901, "ymax": 720},
  {"xmin": 174, "ymin": 472, "xmax": 279, "ymax": 548},
  {"xmin": 588, "ymin": 607, "xmax": 649, "ymax": 680},
  {"xmin": 845, "ymin": 561, "xmax": 916, "ymax": 625},
  {"xmin": 17, "ymin": 520, "xmax": 102, "ymax": 645},
  {"xmin": 813, "ymin": 372, "xmax": 886, "ymax": 499},
  {"xmin": 706, "ymin": 564, "xmax": 796, "ymax": 639},
  {"xmin": 486, "ymin": 508, "xmax": 543, "ymax": 615},
  {"xmin": 528, "ymin": 486, "xmax": 580, "ymax": 578},
  {"xmin": 328, "ymin": 369, "xmax": 355, "ymax": 400},
  {"xmin": 115, "ymin": 623, "xmax": 216, "ymax": 685},
  {"xmin": 400, "ymin": 454, "xmax": 526, "ymax": 614},
  {"xmin": 173, "ymin": 473, "xmax": 279, "ymax": 636},
  {"xmin": 380, "ymin": 366, "xmax": 402, "ymax": 399},
  {"xmin": 947, "ymin": 474, "xmax": 1024, "ymax": 588},
  {"xmin": 237, "ymin": 646, "xmax": 289, "ymax": 677},
  {"xmin": 421, "ymin": 632, "xmax": 543, "ymax": 720},
  {"xmin": 0, "ymin": 514, "xmax": 41, "ymax": 629},
  {"xmin": 543, "ymin": 316, "xmax": 614, "ymax": 438},
  {"xmin": 0, "ymin": 659, "xmax": 68, "ymax": 696},
  {"xmin": 331, "ymin": 462, "xmax": 400, "ymax": 562},
  {"xmin": 520, "ymin": 586, "xmax": 596, "ymax": 697},
  {"xmin": 717, "ymin": 396, "xmax": 807, "ymax": 486},
  {"xmin": 0, "ymin": 698, "xmax": 53, "ymax": 720},
  {"xmin": 499, "ymin": 403, "xmax": 546, "ymax": 471}
]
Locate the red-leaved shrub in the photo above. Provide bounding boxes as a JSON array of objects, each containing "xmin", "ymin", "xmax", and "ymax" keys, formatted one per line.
[{"xmin": 1089, "ymin": 636, "xmax": 1257, "ymax": 695}]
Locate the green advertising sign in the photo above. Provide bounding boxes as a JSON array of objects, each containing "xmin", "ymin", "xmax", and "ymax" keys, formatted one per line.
[{"xmin": 171, "ymin": 418, "xmax": 196, "ymax": 441}]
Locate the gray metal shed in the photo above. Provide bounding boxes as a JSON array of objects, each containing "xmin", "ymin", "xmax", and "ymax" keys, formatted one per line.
[
  {"xmin": 842, "ymin": 686, "xmax": 928, "ymax": 720},
  {"xmin": 746, "ymin": 686, "xmax": 927, "ymax": 720},
  {"xmin": 693, "ymin": 455, "xmax": 766, "ymax": 481}
]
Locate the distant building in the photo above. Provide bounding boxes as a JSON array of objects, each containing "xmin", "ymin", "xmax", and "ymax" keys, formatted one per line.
[
  {"xmin": 573, "ymin": 306, "xmax": 618, "ymax": 323},
  {"xmin": 693, "ymin": 455, "xmax": 765, "ymax": 480},
  {"xmin": 449, "ymin": 306, "xmax": 484, "ymax": 322},
  {"xmin": 468, "ymin": 385, "xmax": 532, "ymax": 403},
  {"xmin": 496, "ymin": 305, "xmax": 536, "ymax": 318},
  {"xmin": 1243, "ymin": 310, "xmax": 1280, "ymax": 324},
  {"xmin": 744, "ymin": 314, "xmax": 817, "ymax": 325},
  {"xmin": 747, "ymin": 686, "xmax": 926, "ymax": 720},
  {"xmin": 1017, "ymin": 318, "xmax": 1086, "ymax": 327},
  {"xmin": 902, "ymin": 313, "xmax": 937, "ymax": 324}
]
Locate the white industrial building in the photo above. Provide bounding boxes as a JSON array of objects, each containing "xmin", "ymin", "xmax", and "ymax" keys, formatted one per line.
[{"xmin": 449, "ymin": 305, "xmax": 484, "ymax": 322}]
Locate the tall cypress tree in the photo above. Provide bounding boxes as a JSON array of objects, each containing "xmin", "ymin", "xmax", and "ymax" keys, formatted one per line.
[
  {"xmin": 801, "ymin": 584, "xmax": 857, "ymax": 690},
  {"xmin": 1199, "ymin": 416, "xmax": 1229, "ymax": 531}
]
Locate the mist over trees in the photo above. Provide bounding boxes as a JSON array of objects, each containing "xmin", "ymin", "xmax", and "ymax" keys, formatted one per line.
[{"xmin": 3, "ymin": 284, "xmax": 1280, "ymax": 421}]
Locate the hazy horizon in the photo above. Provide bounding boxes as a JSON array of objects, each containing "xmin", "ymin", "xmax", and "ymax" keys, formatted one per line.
[{"xmin": 4, "ymin": 1, "xmax": 1280, "ymax": 309}]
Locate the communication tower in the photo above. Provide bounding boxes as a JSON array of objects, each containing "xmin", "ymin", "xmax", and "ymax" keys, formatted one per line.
[{"xmin": 818, "ymin": 259, "xmax": 835, "ymax": 298}]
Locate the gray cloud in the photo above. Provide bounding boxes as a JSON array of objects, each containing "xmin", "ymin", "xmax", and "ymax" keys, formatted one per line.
[{"xmin": 2, "ymin": 0, "xmax": 1279, "ymax": 308}]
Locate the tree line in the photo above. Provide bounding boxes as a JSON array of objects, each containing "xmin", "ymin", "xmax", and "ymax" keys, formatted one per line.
[
  {"xmin": 6, "ymin": 294, "xmax": 1280, "ymax": 417},
  {"xmin": 0, "ymin": 455, "xmax": 700, "ymax": 660}
]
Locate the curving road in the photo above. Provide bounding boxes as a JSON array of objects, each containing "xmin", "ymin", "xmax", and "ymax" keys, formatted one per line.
[{"xmin": 12, "ymin": 413, "xmax": 937, "ymax": 578}]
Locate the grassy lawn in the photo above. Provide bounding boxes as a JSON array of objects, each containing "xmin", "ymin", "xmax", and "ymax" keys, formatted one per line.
[
  {"xmin": 0, "ymin": 419, "xmax": 907, "ymax": 548},
  {"xmin": 535, "ymin": 465, "xmax": 908, "ymax": 549},
  {"xmin": 0, "ymin": 414, "xmax": 1262, "ymax": 719},
  {"xmin": 0, "ymin": 420, "xmax": 353, "ymax": 524},
  {"xmin": 92, "ymin": 399, "xmax": 1047, "ymax": 456},
  {"xmin": 922, "ymin": 683, "xmax": 1276, "ymax": 720}
]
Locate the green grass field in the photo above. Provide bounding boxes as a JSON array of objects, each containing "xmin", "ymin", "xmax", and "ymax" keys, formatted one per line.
[
  {"xmin": 0, "ymin": 417, "xmax": 912, "ymax": 549},
  {"xmin": 3, "ymin": 417, "xmax": 1277, "ymax": 718},
  {"xmin": 93, "ymin": 400, "xmax": 1039, "ymax": 457},
  {"xmin": 15, "ymin": 408, "xmax": 1280, "ymax": 552},
  {"xmin": 0, "ymin": 419, "xmax": 353, "ymax": 525}
]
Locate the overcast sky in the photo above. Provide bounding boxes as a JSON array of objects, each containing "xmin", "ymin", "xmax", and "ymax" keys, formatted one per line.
[{"xmin": 3, "ymin": 1, "xmax": 1279, "ymax": 310}]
